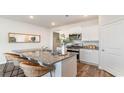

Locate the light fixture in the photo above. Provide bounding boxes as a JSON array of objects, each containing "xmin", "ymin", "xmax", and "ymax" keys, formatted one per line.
[
  {"xmin": 29, "ymin": 15, "xmax": 34, "ymax": 19},
  {"xmin": 51, "ymin": 22, "xmax": 55, "ymax": 26}
]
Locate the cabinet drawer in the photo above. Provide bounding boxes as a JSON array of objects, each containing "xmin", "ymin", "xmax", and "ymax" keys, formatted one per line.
[{"xmin": 80, "ymin": 49, "xmax": 99, "ymax": 64}]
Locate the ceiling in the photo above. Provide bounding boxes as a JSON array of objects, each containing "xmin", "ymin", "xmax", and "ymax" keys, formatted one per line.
[{"xmin": 0, "ymin": 15, "xmax": 98, "ymax": 28}]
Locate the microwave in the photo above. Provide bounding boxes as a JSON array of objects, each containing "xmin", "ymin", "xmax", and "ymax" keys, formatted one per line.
[{"xmin": 69, "ymin": 34, "xmax": 82, "ymax": 40}]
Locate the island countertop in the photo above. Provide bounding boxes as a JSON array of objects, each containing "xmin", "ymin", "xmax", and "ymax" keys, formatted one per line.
[{"xmin": 13, "ymin": 49, "xmax": 77, "ymax": 66}]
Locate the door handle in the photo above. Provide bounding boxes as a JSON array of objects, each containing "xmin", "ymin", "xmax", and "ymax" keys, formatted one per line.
[{"xmin": 102, "ymin": 49, "xmax": 104, "ymax": 52}]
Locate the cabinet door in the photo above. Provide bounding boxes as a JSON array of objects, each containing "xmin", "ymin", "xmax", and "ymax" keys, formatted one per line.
[
  {"xmin": 62, "ymin": 55, "xmax": 77, "ymax": 77},
  {"xmin": 80, "ymin": 49, "xmax": 84, "ymax": 61},
  {"xmin": 82, "ymin": 25, "xmax": 99, "ymax": 41},
  {"xmin": 80, "ymin": 49, "xmax": 89, "ymax": 62},
  {"xmin": 80, "ymin": 49, "xmax": 99, "ymax": 65},
  {"xmin": 99, "ymin": 16, "xmax": 124, "ymax": 26},
  {"xmin": 88, "ymin": 50, "xmax": 99, "ymax": 64},
  {"xmin": 100, "ymin": 20, "xmax": 124, "ymax": 76}
]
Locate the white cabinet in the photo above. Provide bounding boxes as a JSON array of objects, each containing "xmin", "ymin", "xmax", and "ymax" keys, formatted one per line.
[
  {"xmin": 80, "ymin": 49, "xmax": 90, "ymax": 62},
  {"xmin": 54, "ymin": 55, "xmax": 77, "ymax": 77},
  {"xmin": 82, "ymin": 25, "xmax": 99, "ymax": 41},
  {"xmin": 58, "ymin": 26, "xmax": 83, "ymax": 38},
  {"xmin": 62, "ymin": 55, "xmax": 77, "ymax": 77},
  {"xmin": 55, "ymin": 24, "xmax": 99, "ymax": 41},
  {"xmin": 99, "ymin": 16, "xmax": 124, "ymax": 76},
  {"xmin": 99, "ymin": 15, "xmax": 124, "ymax": 26},
  {"xmin": 80, "ymin": 49, "xmax": 99, "ymax": 65}
]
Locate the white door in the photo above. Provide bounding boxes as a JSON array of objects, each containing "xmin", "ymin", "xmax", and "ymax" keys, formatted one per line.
[{"xmin": 100, "ymin": 20, "xmax": 124, "ymax": 76}]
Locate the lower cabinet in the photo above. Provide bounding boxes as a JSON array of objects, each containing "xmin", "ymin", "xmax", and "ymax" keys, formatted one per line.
[
  {"xmin": 80, "ymin": 49, "xmax": 99, "ymax": 65},
  {"xmin": 54, "ymin": 55, "xmax": 77, "ymax": 77}
]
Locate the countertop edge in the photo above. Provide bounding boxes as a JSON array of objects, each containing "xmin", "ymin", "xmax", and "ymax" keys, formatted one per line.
[{"xmin": 43, "ymin": 53, "xmax": 77, "ymax": 66}]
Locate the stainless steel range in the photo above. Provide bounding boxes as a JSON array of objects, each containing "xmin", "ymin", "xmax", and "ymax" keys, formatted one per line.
[{"xmin": 67, "ymin": 46, "xmax": 80, "ymax": 61}]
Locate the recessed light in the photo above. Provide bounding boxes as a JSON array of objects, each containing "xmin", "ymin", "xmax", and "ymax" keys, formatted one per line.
[
  {"xmin": 51, "ymin": 22, "xmax": 55, "ymax": 26},
  {"xmin": 29, "ymin": 16, "xmax": 34, "ymax": 19}
]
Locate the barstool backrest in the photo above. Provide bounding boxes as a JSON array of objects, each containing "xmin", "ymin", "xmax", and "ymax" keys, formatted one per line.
[
  {"xmin": 20, "ymin": 61, "xmax": 49, "ymax": 77},
  {"xmin": 4, "ymin": 53, "xmax": 29, "ymax": 66},
  {"xmin": 4, "ymin": 53, "xmax": 20, "ymax": 61}
]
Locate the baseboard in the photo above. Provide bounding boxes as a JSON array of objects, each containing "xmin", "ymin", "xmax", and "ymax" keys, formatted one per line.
[
  {"xmin": 80, "ymin": 60, "xmax": 98, "ymax": 66},
  {"xmin": 98, "ymin": 65, "xmax": 121, "ymax": 77}
]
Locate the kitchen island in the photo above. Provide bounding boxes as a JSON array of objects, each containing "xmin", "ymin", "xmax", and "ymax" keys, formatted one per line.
[{"xmin": 13, "ymin": 49, "xmax": 77, "ymax": 77}]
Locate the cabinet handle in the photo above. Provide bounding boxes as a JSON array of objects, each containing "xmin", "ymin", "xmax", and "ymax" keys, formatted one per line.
[{"xmin": 102, "ymin": 49, "xmax": 104, "ymax": 52}]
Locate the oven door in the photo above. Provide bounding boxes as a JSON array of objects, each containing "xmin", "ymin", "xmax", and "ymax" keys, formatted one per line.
[{"xmin": 67, "ymin": 49, "xmax": 80, "ymax": 61}]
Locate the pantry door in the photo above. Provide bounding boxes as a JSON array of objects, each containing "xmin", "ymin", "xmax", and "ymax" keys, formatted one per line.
[{"xmin": 100, "ymin": 20, "xmax": 124, "ymax": 76}]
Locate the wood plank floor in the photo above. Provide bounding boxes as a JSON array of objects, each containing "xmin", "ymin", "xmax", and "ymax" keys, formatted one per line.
[
  {"xmin": 0, "ymin": 62, "xmax": 114, "ymax": 77},
  {"xmin": 77, "ymin": 62, "xmax": 114, "ymax": 77}
]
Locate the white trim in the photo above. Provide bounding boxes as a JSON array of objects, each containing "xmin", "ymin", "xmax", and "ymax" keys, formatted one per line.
[{"xmin": 80, "ymin": 60, "xmax": 98, "ymax": 66}]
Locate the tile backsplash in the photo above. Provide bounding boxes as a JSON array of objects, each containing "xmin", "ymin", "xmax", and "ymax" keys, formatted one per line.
[{"xmin": 82, "ymin": 41, "xmax": 99, "ymax": 47}]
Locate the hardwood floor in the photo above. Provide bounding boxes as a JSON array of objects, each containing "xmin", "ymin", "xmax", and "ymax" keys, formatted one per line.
[
  {"xmin": 77, "ymin": 62, "xmax": 114, "ymax": 77},
  {"xmin": 0, "ymin": 62, "xmax": 114, "ymax": 77}
]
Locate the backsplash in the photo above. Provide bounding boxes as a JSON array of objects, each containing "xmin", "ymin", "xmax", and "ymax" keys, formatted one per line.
[
  {"xmin": 66, "ymin": 40, "xmax": 99, "ymax": 48},
  {"xmin": 82, "ymin": 41, "xmax": 99, "ymax": 47},
  {"xmin": 71, "ymin": 40, "xmax": 99, "ymax": 46}
]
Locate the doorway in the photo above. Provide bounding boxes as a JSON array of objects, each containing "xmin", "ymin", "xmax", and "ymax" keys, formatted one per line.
[{"xmin": 53, "ymin": 32, "xmax": 60, "ymax": 50}]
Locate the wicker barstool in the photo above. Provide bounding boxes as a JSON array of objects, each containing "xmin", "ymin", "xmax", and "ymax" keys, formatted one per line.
[
  {"xmin": 20, "ymin": 61, "xmax": 53, "ymax": 77},
  {"xmin": 3, "ymin": 53, "xmax": 29, "ymax": 77}
]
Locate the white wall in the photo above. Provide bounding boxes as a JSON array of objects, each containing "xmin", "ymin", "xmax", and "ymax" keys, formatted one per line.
[
  {"xmin": 52, "ymin": 19, "xmax": 99, "ymax": 40},
  {"xmin": 0, "ymin": 18, "xmax": 51, "ymax": 64}
]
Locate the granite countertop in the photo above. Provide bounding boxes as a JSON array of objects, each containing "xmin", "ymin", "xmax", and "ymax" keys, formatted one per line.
[
  {"xmin": 14, "ymin": 49, "xmax": 77, "ymax": 66},
  {"xmin": 79, "ymin": 47, "xmax": 99, "ymax": 50},
  {"xmin": 67, "ymin": 46, "xmax": 99, "ymax": 50}
]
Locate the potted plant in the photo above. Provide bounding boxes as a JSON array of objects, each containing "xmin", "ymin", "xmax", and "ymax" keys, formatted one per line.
[{"xmin": 60, "ymin": 34, "xmax": 72, "ymax": 55}]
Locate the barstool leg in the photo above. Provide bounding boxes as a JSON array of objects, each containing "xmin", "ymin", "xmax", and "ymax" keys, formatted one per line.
[
  {"xmin": 17, "ymin": 67, "xmax": 20, "ymax": 77},
  {"xmin": 50, "ymin": 71, "xmax": 52, "ymax": 77},
  {"xmin": 10, "ymin": 66, "xmax": 15, "ymax": 77},
  {"xmin": 3, "ymin": 63, "xmax": 8, "ymax": 77}
]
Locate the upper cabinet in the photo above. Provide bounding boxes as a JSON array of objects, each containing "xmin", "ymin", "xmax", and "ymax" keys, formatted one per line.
[
  {"xmin": 82, "ymin": 25, "xmax": 99, "ymax": 41},
  {"xmin": 99, "ymin": 16, "xmax": 124, "ymax": 26},
  {"xmin": 57, "ymin": 26, "xmax": 83, "ymax": 38},
  {"xmin": 53, "ymin": 19, "xmax": 99, "ymax": 41},
  {"xmin": 56, "ymin": 25, "xmax": 99, "ymax": 41}
]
